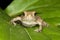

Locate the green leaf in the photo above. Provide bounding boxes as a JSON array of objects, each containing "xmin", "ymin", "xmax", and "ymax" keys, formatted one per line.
[
  {"xmin": 5, "ymin": 0, "xmax": 39, "ymax": 17},
  {"xmin": 5, "ymin": 0, "xmax": 60, "ymax": 17},
  {"xmin": 0, "ymin": 8, "xmax": 10, "ymax": 40},
  {"xmin": 0, "ymin": 8, "xmax": 30, "ymax": 40},
  {"xmin": 4, "ymin": 0, "xmax": 60, "ymax": 40}
]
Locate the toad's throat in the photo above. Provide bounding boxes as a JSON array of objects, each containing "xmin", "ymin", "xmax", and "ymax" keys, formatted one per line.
[{"xmin": 22, "ymin": 21, "xmax": 37, "ymax": 27}]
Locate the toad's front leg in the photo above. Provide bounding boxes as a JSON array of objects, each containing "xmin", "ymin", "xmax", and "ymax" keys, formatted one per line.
[
  {"xmin": 34, "ymin": 16, "xmax": 48, "ymax": 32},
  {"xmin": 11, "ymin": 17, "xmax": 21, "ymax": 26},
  {"xmin": 34, "ymin": 16, "xmax": 43, "ymax": 32},
  {"xmin": 34, "ymin": 21, "xmax": 43, "ymax": 32}
]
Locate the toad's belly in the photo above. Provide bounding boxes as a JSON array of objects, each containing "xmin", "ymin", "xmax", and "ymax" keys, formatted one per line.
[{"xmin": 22, "ymin": 21, "xmax": 37, "ymax": 27}]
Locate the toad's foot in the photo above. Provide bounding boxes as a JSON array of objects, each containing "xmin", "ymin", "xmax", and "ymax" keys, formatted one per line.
[{"xmin": 34, "ymin": 29, "xmax": 42, "ymax": 32}]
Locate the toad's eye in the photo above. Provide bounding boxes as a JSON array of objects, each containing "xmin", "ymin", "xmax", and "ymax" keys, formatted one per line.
[{"xmin": 35, "ymin": 13, "xmax": 36, "ymax": 15}]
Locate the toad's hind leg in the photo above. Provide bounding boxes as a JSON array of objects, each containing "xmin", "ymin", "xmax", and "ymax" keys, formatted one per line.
[{"xmin": 11, "ymin": 17, "xmax": 21, "ymax": 26}]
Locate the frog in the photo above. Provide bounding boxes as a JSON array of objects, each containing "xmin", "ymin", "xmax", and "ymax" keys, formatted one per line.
[{"xmin": 11, "ymin": 11, "xmax": 48, "ymax": 32}]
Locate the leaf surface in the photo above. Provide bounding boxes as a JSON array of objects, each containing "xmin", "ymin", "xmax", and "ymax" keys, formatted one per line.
[
  {"xmin": 4, "ymin": 0, "xmax": 60, "ymax": 40},
  {"xmin": 0, "ymin": 9, "xmax": 30, "ymax": 40}
]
